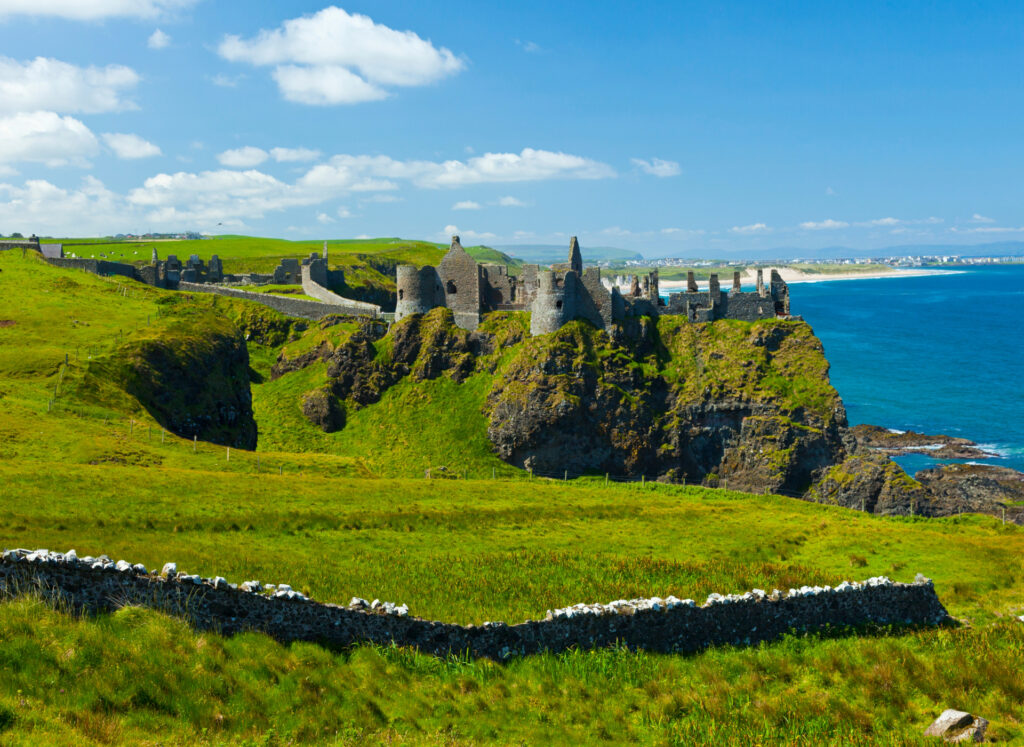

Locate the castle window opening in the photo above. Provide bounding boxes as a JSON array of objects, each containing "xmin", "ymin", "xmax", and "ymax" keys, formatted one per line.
[
  {"xmin": 447, "ymin": 280, "xmax": 457, "ymax": 295},
  {"xmin": 398, "ymin": 289, "xmax": 404, "ymax": 300},
  {"xmin": 555, "ymin": 300, "xmax": 563, "ymax": 309}
]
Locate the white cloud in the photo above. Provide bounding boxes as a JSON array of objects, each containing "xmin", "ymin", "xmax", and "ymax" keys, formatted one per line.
[
  {"xmin": 0, "ymin": 176, "xmax": 123, "ymax": 235},
  {"xmin": 127, "ymin": 168, "xmax": 321, "ymax": 225},
  {"xmin": 217, "ymin": 146, "xmax": 269, "ymax": 168},
  {"xmin": 271, "ymin": 65, "xmax": 388, "ymax": 105},
  {"xmin": 0, "ymin": 111, "xmax": 98, "ymax": 166},
  {"xmin": 360, "ymin": 193, "xmax": 401, "ymax": 204},
  {"xmin": 971, "ymin": 213, "xmax": 995, "ymax": 223},
  {"xmin": 452, "ymin": 200, "xmax": 480, "ymax": 210},
  {"xmin": 800, "ymin": 218, "xmax": 849, "ymax": 230},
  {"xmin": 301, "ymin": 148, "xmax": 614, "ymax": 191},
  {"xmin": 427, "ymin": 149, "xmax": 614, "ymax": 186},
  {"xmin": 953, "ymin": 225, "xmax": 1024, "ymax": 234},
  {"xmin": 868, "ymin": 217, "xmax": 900, "ymax": 226},
  {"xmin": 631, "ymin": 157, "xmax": 681, "ymax": 177},
  {"xmin": 729, "ymin": 223, "xmax": 769, "ymax": 234},
  {"xmin": 102, "ymin": 132, "xmax": 161, "ymax": 159},
  {"xmin": 825, "ymin": 186, "xmax": 836, "ymax": 196},
  {"xmin": 441, "ymin": 224, "xmax": 495, "ymax": 242},
  {"xmin": 515, "ymin": 39, "xmax": 541, "ymax": 53},
  {"xmin": 219, "ymin": 6, "xmax": 464, "ymax": 105},
  {"xmin": 316, "ymin": 211, "xmax": 334, "ymax": 224},
  {"xmin": 147, "ymin": 29, "xmax": 170, "ymax": 49},
  {"xmin": 336, "ymin": 206, "xmax": 351, "ymax": 218},
  {"xmin": 0, "ymin": 57, "xmax": 139, "ymax": 114},
  {"xmin": 0, "ymin": 0, "xmax": 198, "ymax": 20},
  {"xmin": 496, "ymin": 195, "xmax": 526, "ymax": 207},
  {"xmin": 661, "ymin": 227, "xmax": 704, "ymax": 238},
  {"xmin": 209, "ymin": 73, "xmax": 242, "ymax": 88},
  {"xmin": 270, "ymin": 146, "xmax": 320, "ymax": 162}
]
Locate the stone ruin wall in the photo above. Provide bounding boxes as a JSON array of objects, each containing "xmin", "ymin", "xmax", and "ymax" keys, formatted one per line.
[
  {"xmin": 176, "ymin": 282, "xmax": 378, "ymax": 321},
  {"xmin": 0, "ymin": 549, "xmax": 950, "ymax": 661}
]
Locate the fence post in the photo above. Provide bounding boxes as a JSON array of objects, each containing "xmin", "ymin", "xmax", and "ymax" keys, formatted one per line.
[
  {"xmin": 193, "ymin": 435, "xmax": 197, "ymax": 453},
  {"xmin": 605, "ymin": 472, "xmax": 609, "ymax": 486},
  {"xmin": 641, "ymin": 475, "xmax": 645, "ymax": 488},
  {"xmin": 227, "ymin": 446, "xmax": 230, "ymax": 462},
  {"xmin": 529, "ymin": 467, "xmax": 533, "ymax": 479},
  {"xmin": 130, "ymin": 419, "xmax": 134, "ymax": 436},
  {"xmin": 279, "ymin": 465, "xmax": 283, "ymax": 476},
  {"xmin": 564, "ymin": 470, "xmax": 568, "ymax": 481}
]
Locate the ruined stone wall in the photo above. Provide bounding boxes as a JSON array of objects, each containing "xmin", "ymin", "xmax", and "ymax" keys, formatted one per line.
[
  {"xmin": 438, "ymin": 238, "xmax": 482, "ymax": 330},
  {"xmin": 45, "ymin": 257, "xmax": 139, "ymax": 281},
  {"xmin": 578, "ymin": 267, "xmax": 615, "ymax": 329},
  {"xmin": 0, "ymin": 240, "xmax": 40, "ymax": 252},
  {"xmin": 721, "ymin": 291, "xmax": 778, "ymax": 321},
  {"xmin": 0, "ymin": 549, "xmax": 950, "ymax": 660},
  {"xmin": 395, "ymin": 265, "xmax": 444, "ymax": 321},
  {"xmin": 177, "ymin": 282, "xmax": 377, "ymax": 321},
  {"xmin": 300, "ymin": 265, "xmax": 381, "ymax": 314}
]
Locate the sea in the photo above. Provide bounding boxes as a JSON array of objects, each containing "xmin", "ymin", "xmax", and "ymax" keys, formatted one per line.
[{"xmin": 787, "ymin": 265, "xmax": 1024, "ymax": 475}]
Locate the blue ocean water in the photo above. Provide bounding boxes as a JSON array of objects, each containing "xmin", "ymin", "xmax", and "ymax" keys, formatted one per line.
[{"xmin": 789, "ymin": 266, "xmax": 1024, "ymax": 474}]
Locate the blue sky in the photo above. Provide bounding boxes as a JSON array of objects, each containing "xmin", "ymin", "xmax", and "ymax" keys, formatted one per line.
[{"xmin": 1, "ymin": 0, "xmax": 1022, "ymax": 256}]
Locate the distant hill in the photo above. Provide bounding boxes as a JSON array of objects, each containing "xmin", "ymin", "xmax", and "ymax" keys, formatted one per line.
[
  {"xmin": 495, "ymin": 244, "xmax": 644, "ymax": 265},
  {"xmin": 465, "ymin": 245, "xmax": 523, "ymax": 270}
]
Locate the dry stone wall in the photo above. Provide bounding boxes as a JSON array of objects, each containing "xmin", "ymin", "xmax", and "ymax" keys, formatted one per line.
[{"xmin": 1, "ymin": 548, "xmax": 951, "ymax": 660}]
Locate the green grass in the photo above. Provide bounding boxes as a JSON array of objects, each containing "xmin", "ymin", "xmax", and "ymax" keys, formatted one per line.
[{"xmin": 4, "ymin": 247, "xmax": 1024, "ymax": 743}]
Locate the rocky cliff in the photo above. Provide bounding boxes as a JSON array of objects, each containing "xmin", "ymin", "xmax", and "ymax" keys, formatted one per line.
[{"xmin": 270, "ymin": 309, "xmax": 907, "ymax": 498}]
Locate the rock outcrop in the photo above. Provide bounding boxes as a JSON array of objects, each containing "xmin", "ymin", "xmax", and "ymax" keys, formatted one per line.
[
  {"xmin": 915, "ymin": 463, "xmax": 1024, "ymax": 524},
  {"xmin": 851, "ymin": 424, "xmax": 997, "ymax": 460},
  {"xmin": 805, "ymin": 452, "xmax": 933, "ymax": 515},
  {"xmin": 80, "ymin": 311, "xmax": 258, "ymax": 449}
]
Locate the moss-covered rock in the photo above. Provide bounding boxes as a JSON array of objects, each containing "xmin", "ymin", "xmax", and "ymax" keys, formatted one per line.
[
  {"xmin": 805, "ymin": 452, "xmax": 932, "ymax": 515},
  {"xmin": 78, "ymin": 309, "xmax": 257, "ymax": 449}
]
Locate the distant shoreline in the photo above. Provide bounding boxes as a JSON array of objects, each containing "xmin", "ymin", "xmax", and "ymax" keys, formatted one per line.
[{"xmin": 658, "ymin": 267, "xmax": 961, "ymax": 292}]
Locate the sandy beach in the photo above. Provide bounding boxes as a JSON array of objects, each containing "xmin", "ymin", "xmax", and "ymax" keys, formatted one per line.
[{"xmin": 657, "ymin": 266, "xmax": 959, "ymax": 293}]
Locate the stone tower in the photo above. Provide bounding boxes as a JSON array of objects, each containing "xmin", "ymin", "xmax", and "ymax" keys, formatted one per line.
[
  {"xmin": 438, "ymin": 235, "xmax": 483, "ymax": 330},
  {"xmin": 530, "ymin": 271, "xmax": 576, "ymax": 336},
  {"xmin": 568, "ymin": 236, "xmax": 583, "ymax": 275},
  {"xmin": 395, "ymin": 265, "xmax": 444, "ymax": 322}
]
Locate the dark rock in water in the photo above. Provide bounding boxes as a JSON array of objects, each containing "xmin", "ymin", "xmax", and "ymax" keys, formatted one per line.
[
  {"xmin": 851, "ymin": 424, "xmax": 996, "ymax": 460},
  {"xmin": 915, "ymin": 463, "xmax": 1024, "ymax": 524},
  {"xmin": 923, "ymin": 709, "xmax": 989, "ymax": 742},
  {"xmin": 301, "ymin": 387, "xmax": 345, "ymax": 433},
  {"xmin": 805, "ymin": 452, "xmax": 933, "ymax": 515}
]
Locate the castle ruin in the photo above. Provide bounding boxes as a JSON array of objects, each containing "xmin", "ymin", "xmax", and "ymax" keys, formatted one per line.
[{"xmin": 396, "ymin": 235, "xmax": 792, "ymax": 335}]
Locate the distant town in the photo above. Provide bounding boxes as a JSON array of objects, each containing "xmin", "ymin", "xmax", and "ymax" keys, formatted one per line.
[{"xmin": 614, "ymin": 254, "xmax": 1024, "ymax": 269}]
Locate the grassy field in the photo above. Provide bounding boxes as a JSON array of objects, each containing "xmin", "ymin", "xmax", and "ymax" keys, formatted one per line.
[{"xmin": 2, "ymin": 247, "xmax": 1024, "ymax": 743}]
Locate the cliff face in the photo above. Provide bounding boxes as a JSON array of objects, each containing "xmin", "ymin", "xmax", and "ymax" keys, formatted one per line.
[
  {"xmin": 271, "ymin": 310, "xmax": 863, "ymax": 493},
  {"xmin": 485, "ymin": 316, "xmax": 848, "ymax": 492},
  {"xmin": 79, "ymin": 310, "xmax": 258, "ymax": 449}
]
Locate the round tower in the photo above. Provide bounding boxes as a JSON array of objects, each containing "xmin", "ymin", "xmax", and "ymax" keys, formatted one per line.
[
  {"xmin": 395, "ymin": 264, "xmax": 444, "ymax": 321},
  {"xmin": 529, "ymin": 271, "xmax": 575, "ymax": 335}
]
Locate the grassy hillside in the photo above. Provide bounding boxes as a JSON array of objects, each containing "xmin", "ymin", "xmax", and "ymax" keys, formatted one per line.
[{"xmin": 2, "ymin": 248, "xmax": 1024, "ymax": 743}]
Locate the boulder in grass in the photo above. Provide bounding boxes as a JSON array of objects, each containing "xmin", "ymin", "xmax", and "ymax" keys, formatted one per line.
[{"xmin": 923, "ymin": 709, "xmax": 989, "ymax": 742}]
